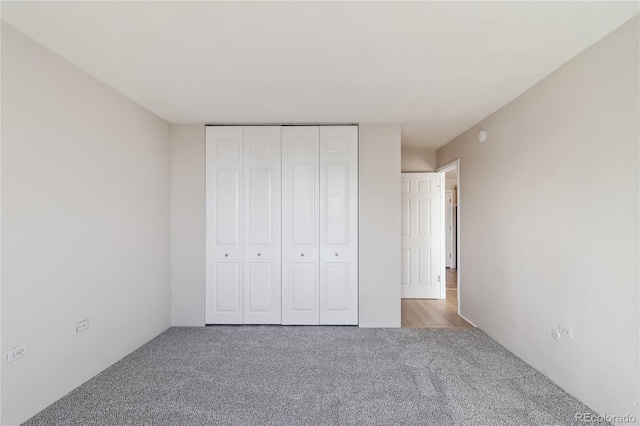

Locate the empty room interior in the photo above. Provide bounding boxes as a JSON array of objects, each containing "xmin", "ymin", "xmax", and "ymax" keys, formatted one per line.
[{"xmin": 1, "ymin": 2, "xmax": 639, "ymax": 425}]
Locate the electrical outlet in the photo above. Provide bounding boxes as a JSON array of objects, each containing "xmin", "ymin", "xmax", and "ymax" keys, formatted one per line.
[
  {"xmin": 7, "ymin": 344, "xmax": 27, "ymax": 362},
  {"xmin": 558, "ymin": 324, "xmax": 573, "ymax": 339},
  {"xmin": 77, "ymin": 319, "xmax": 90, "ymax": 333}
]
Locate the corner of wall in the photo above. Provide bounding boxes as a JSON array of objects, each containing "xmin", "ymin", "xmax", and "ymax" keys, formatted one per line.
[
  {"xmin": 170, "ymin": 124, "xmax": 206, "ymax": 327},
  {"xmin": 401, "ymin": 145, "xmax": 437, "ymax": 172},
  {"xmin": 2, "ymin": 25, "xmax": 172, "ymax": 424}
]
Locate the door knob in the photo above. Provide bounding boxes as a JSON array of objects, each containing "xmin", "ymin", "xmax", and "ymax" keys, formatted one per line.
[
  {"xmin": 335, "ymin": 253, "xmax": 339, "ymax": 256},
  {"xmin": 301, "ymin": 253, "xmax": 304, "ymax": 257},
  {"xmin": 224, "ymin": 254, "xmax": 228, "ymax": 257},
  {"xmin": 257, "ymin": 253, "xmax": 261, "ymax": 256}
]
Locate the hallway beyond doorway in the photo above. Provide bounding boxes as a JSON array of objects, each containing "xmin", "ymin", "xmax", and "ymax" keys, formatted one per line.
[{"xmin": 401, "ymin": 269, "xmax": 472, "ymax": 328}]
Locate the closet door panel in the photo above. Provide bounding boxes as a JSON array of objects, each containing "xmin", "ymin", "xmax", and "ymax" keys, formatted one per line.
[
  {"xmin": 292, "ymin": 263, "xmax": 317, "ymax": 311},
  {"xmin": 319, "ymin": 126, "xmax": 358, "ymax": 325},
  {"xmin": 293, "ymin": 164, "xmax": 317, "ymax": 245},
  {"xmin": 247, "ymin": 263, "xmax": 273, "ymax": 312},
  {"xmin": 243, "ymin": 126, "xmax": 281, "ymax": 324},
  {"xmin": 214, "ymin": 263, "xmax": 241, "ymax": 312},
  {"xmin": 325, "ymin": 164, "xmax": 349, "ymax": 245},
  {"xmin": 206, "ymin": 126, "xmax": 244, "ymax": 324},
  {"xmin": 247, "ymin": 169, "xmax": 273, "ymax": 245},
  {"xmin": 216, "ymin": 169, "xmax": 241, "ymax": 245},
  {"xmin": 325, "ymin": 263, "xmax": 350, "ymax": 310},
  {"xmin": 282, "ymin": 126, "xmax": 320, "ymax": 325}
]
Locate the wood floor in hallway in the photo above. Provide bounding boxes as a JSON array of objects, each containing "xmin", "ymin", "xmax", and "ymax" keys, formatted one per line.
[{"xmin": 401, "ymin": 269, "xmax": 474, "ymax": 328}]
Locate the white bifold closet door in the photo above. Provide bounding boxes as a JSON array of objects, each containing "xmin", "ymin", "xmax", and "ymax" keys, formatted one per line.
[
  {"xmin": 281, "ymin": 127, "xmax": 320, "ymax": 325},
  {"xmin": 206, "ymin": 126, "xmax": 281, "ymax": 324},
  {"xmin": 282, "ymin": 125, "xmax": 358, "ymax": 325}
]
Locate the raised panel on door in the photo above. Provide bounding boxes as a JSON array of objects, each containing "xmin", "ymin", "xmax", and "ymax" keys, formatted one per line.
[
  {"xmin": 243, "ymin": 126, "xmax": 281, "ymax": 324},
  {"xmin": 401, "ymin": 172, "xmax": 441, "ymax": 299},
  {"xmin": 401, "ymin": 248, "xmax": 410, "ymax": 286},
  {"xmin": 418, "ymin": 200, "xmax": 432, "ymax": 236},
  {"xmin": 292, "ymin": 164, "xmax": 317, "ymax": 245},
  {"xmin": 292, "ymin": 263, "xmax": 317, "ymax": 311},
  {"xmin": 417, "ymin": 248, "xmax": 432, "ymax": 286},
  {"xmin": 324, "ymin": 263, "xmax": 350, "ymax": 311},
  {"xmin": 214, "ymin": 263, "xmax": 241, "ymax": 312},
  {"xmin": 325, "ymin": 164, "xmax": 348, "ymax": 245},
  {"xmin": 246, "ymin": 263, "xmax": 273, "ymax": 312},
  {"xmin": 319, "ymin": 126, "xmax": 358, "ymax": 325},
  {"xmin": 247, "ymin": 169, "xmax": 272, "ymax": 246},
  {"xmin": 206, "ymin": 126, "xmax": 243, "ymax": 324},
  {"xmin": 216, "ymin": 169, "xmax": 241, "ymax": 245},
  {"xmin": 401, "ymin": 200, "xmax": 411, "ymax": 236},
  {"xmin": 282, "ymin": 126, "xmax": 320, "ymax": 325}
]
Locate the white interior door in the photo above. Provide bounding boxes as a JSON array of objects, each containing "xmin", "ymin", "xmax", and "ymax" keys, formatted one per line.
[
  {"xmin": 401, "ymin": 173, "xmax": 441, "ymax": 299},
  {"xmin": 206, "ymin": 126, "xmax": 244, "ymax": 323},
  {"xmin": 281, "ymin": 126, "xmax": 320, "ymax": 325},
  {"xmin": 319, "ymin": 126, "xmax": 358, "ymax": 325},
  {"xmin": 243, "ymin": 126, "xmax": 281, "ymax": 324},
  {"xmin": 445, "ymin": 190, "xmax": 453, "ymax": 268}
]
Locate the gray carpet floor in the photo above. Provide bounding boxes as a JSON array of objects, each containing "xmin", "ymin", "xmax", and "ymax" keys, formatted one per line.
[{"xmin": 23, "ymin": 326, "xmax": 607, "ymax": 425}]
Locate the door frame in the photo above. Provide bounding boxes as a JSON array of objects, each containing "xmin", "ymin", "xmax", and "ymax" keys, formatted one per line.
[
  {"xmin": 444, "ymin": 190, "xmax": 454, "ymax": 268},
  {"xmin": 437, "ymin": 159, "xmax": 460, "ymax": 311}
]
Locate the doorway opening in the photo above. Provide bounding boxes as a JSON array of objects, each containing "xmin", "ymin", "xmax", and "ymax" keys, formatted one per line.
[
  {"xmin": 441, "ymin": 164, "xmax": 462, "ymax": 321},
  {"xmin": 400, "ymin": 160, "xmax": 472, "ymax": 328}
]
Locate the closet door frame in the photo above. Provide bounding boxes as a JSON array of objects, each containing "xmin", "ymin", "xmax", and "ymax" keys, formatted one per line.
[{"xmin": 206, "ymin": 124, "xmax": 359, "ymax": 326}]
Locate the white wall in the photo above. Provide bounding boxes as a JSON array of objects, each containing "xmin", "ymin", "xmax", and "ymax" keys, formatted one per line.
[
  {"xmin": 170, "ymin": 124, "xmax": 402, "ymax": 328},
  {"xmin": 171, "ymin": 124, "xmax": 205, "ymax": 326},
  {"xmin": 0, "ymin": 22, "xmax": 4, "ymax": 425},
  {"xmin": 1, "ymin": 24, "xmax": 172, "ymax": 425},
  {"xmin": 359, "ymin": 124, "xmax": 401, "ymax": 327},
  {"xmin": 437, "ymin": 16, "xmax": 639, "ymax": 420},
  {"xmin": 401, "ymin": 146, "xmax": 436, "ymax": 172},
  {"xmin": 444, "ymin": 177, "xmax": 457, "ymax": 191}
]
